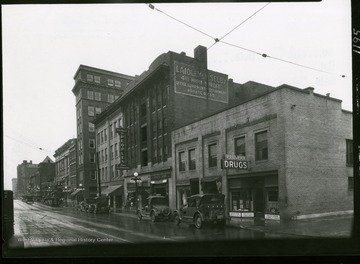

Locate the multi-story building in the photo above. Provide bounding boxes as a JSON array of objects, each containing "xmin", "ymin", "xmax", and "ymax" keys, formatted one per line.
[
  {"xmin": 11, "ymin": 178, "xmax": 18, "ymax": 199},
  {"xmin": 29, "ymin": 172, "xmax": 40, "ymax": 200},
  {"xmin": 38, "ymin": 156, "xmax": 56, "ymax": 197},
  {"xmin": 72, "ymin": 65, "xmax": 135, "ymax": 199},
  {"xmin": 17, "ymin": 160, "xmax": 38, "ymax": 197},
  {"xmin": 172, "ymin": 85, "xmax": 353, "ymax": 221},
  {"xmin": 54, "ymin": 138, "xmax": 77, "ymax": 204},
  {"xmin": 92, "ymin": 45, "xmax": 275, "ymax": 209}
]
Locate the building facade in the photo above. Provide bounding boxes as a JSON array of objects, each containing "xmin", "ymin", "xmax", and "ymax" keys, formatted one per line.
[
  {"xmin": 11, "ymin": 178, "xmax": 18, "ymax": 199},
  {"xmin": 38, "ymin": 156, "xmax": 56, "ymax": 199},
  {"xmin": 172, "ymin": 85, "xmax": 353, "ymax": 221},
  {"xmin": 92, "ymin": 45, "xmax": 275, "ymax": 209},
  {"xmin": 17, "ymin": 160, "xmax": 38, "ymax": 197},
  {"xmin": 54, "ymin": 138, "xmax": 77, "ymax": 204},
  {"xmin": 72, "ymin": 65, "xmax": 135, "ymax": 199}
]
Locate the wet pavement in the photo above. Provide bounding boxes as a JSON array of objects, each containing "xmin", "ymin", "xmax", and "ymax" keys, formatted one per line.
[{"xmin": 11, "ymin": 200, "xmax": 353, "ymax": 249}]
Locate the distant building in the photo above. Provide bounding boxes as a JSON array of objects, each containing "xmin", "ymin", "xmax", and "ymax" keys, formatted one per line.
[
  {"xmin": 172, "ymin": 85, "xmax": 353, "ymax": 221},
  {"xmin": 92, "ymin": 45, "xmax": 275, "ymax": 209},
  {"xmin": 38, "ymin": 156, "xmax": 56, "ymax": 197},
  {"xmin": 54, "ymin": 138, "xmax": 77, "ymax": 204},
  {"xmin": 11, "ymin": 178, "xmax": 18, "ymax": 199},
  {"xmin": 72, "ymin": 65, "xmax": 135, "ymax": 200},
  {"xmin": 17, "ymin": 160, "xmax": 38, "ymax": 197}
]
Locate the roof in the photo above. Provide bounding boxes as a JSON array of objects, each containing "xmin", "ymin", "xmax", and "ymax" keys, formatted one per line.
[{"xmin": 42, "ymin": 156, "xmax": 54, "ymax": 163}]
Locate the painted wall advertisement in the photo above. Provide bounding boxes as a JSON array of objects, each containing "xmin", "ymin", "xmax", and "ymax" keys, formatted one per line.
[{"xmin": 174, "ymin": 61, "xmax": 228, "ymax": 103}]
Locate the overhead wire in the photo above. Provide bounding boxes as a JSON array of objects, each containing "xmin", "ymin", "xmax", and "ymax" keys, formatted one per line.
[
  {"xmin": 208, "ymin": 2, "xmax": 271, "ymax": 50},
  {"xmin": 146, "ymin": 3, "xmax": 347, "ymax": 78},
  {"xmin": 5, "ymin": 134, "xmax": 53, "ymax": 154}
]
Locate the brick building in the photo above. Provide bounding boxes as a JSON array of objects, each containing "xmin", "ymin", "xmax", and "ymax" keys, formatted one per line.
[
  {"xmin": 17, "ymin": 160, "xmax": 38, "ymax": 197},
  {"xmin": 72, "ymin": 65, "xmax": 135, "ymax": 199},
  {"xmin": 54, "ymin": 138, "xmax": 77, "ymax": 204},
  {"xmin": 92, "ymin": 45, "xmax": 275, "ymax": 208},
  {"xmin": 11, "ymin": 178, "xmax": 18, "ymax": 199},
  {"xmin": 38, "ymin": 156, "xmax": 56, "ymax": 198},
  {"xmin": 172, "ymin": 85, "xmax": 353, "ymax": 221}
]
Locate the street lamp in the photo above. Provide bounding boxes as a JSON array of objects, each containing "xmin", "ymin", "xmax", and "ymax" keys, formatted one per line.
[
  {"xmin": 79, "ymin": 183, "xmax": 85, "ymax": 202},
  {"xmin": 130, "ymin": 172, "xmax": 142, "ymax": 209}
]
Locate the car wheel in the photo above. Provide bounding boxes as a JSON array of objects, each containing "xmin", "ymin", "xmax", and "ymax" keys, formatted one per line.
[
  {"xmin": 150, "ymin": 212, "xmax": 156, "ymax": 223},
  {"xmin": 137, "ymin": 211, "xmax": 142, "ymax": 221},
  {"xmin": 194, "ymin": 214, "xmax": 203, "ymax": 229},
  {"xmin": 174, "ymin": 214, "xmax": 181, "ymax": 226}
]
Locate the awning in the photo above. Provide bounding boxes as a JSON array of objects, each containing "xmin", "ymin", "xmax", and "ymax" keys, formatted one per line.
[
  {"xmin": 70, "ymin": 189, "xmax": 82, "ymax": 197},
  {"xmin": 201, "ymin": 176, "xmax": 221, "ymax": 183},
  {"xmin": 101, "ymin": 185, "xmax": 123, "ymax": 196},
  {"xmin": 150, "ymin": 179, "xmax": 168, "ymax": 185}
]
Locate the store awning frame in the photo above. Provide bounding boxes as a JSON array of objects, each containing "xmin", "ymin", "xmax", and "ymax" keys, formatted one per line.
[
  {"xmin": 102, "ymin": 185, "xmax": 123, "ymax": 196},
  {"xmin": 70, "ymin": 189, "xmax": 82, "ymax": 197}
]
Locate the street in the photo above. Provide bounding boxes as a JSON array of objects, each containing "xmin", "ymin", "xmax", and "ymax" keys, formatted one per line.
[{"xmin": 13, "ymin": 200, "xmax": 274, "ymax": 248}]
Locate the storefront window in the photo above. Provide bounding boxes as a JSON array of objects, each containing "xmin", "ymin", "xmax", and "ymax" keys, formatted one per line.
[
  {"xmin": 266, "ymin": 188, "xmax": 279, "ymax": 214},
  {"xmin": 231, "ymin": 189, "xmax": 252, "ymax": 211}
]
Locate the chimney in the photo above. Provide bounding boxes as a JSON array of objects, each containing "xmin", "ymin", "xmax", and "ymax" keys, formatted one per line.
[
  {"xmin": 304, "ymin": 87, "xmax": 314, "ymax": 95},
  {"xmin": 326, "ymin": 93, "xmax": 330, "ymax": 97},
  {"xmin": 194, "ymin": 45, "xmax": 207, "ymax": 68}
]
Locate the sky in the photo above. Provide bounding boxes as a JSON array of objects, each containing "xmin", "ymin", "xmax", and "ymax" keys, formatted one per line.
[{"xmin": 2, "ymin": 0, "xmax": 352, "ymax": 190}]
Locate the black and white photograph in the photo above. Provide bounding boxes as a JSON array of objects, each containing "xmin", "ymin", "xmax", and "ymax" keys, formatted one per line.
[{"xmin": 2, "ymin": 0, "xmax": 359, "ymax": 259}]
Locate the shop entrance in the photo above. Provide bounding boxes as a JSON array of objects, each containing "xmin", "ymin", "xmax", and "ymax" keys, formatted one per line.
[{"xmin": 253, "ymin": 188, "xmax": 265, "ymax": 218}]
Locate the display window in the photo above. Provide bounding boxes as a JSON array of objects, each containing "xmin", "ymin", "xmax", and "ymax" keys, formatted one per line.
[
  {"xmin": 266, "ymin": 187, "xmax": 279, "ymax": 214},
  {"xmin": 230, "ymin": 189, "xmax": 253, "ymax": 211}
]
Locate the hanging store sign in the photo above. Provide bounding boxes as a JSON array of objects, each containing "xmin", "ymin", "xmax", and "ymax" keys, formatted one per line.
[
  {"xmin": 221, "ymin": 154, "xmax": 248, "ymax": 169},
  {"xmin": 116, "ymin": 127, "xmax": 129, "ymax": 170},
  {"xmin": 174, "ymin": 61, "xmax": 228, "ymax": 103}
]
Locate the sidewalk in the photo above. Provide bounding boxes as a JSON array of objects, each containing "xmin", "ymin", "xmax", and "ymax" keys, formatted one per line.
[{"xmin": 229, "ymin": 214, "xmax": 353, "ymax": 238}]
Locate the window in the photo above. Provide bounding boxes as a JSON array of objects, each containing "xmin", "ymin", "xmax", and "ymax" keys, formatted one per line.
[
  {"xmin": 104, "ymin": 129, "xmax": 107, "ymax": 141},
  {"xmin": 141, "ymin": 149, "xmax": 148, "ymax": 166},
  {"xmin": 89, "ymin": 123, "xmax": 95, "ymax": 132},
  {"xmin": 101, "ymin": 150, "xmax": 104, "ymax": 163},
  {"xmin": 94, "ymin": 76, "xmax": 100, "ymax": 83},
  {"xmin": 89, "ymin": 139, "xmax": 95, "ymax": 149},
  {"xmin": 152, "ymin": 115, "xmax": 157, "ymax": 138},
  {"xmin": 189, "ymin": 149, "xmax": 196, "ymax": 170},
  {"xmin": 89, "ymin": 153, "xmax": 95, "ymax": 163},
  {"xmin": 348, "ymin": 177, "xmax": 354, "ymax": 191},
  {"xmin": 235, "ymin": 137, "xmax": 246, "ymax": 157},
  {"xmin": 163, "ymin": 114, "xmax": 167, "ymax": 132},
  {"xmin": 111, "ymin": 165, "xmax": 114, "ymax": 179},
  {"xmin": 110, "ymin": 124, "xmax": 113, "ymax": 139},
  {"xmin": 179, "ymin": 151, "xmax": 185, "ymax": 171},
  {"xmin": 162, "ymin": 86, "xmax": 167, "ymax": 106},
  {"xmin": 115, "ymin": 143, "xmax": 118, "ymax": 157},
  {"xmin": 141, "ymin": 102, "xmax": 147, "ymax": 117},
  {"xmin": 141, "ymin": 126, "xmax": 147, "ymax": 142},
  {"xmin": 108, "ymin": 79, "xmax": 114, "ymax": 86},
  {"xmin": 152, "ymin": 91, "xmax": 157, "ymax": 112},
  {"xmin": 158, "ymin": 119, "xmax": 162, "ymax": 136},
  {"xmin": 208, "ymin": 143, "xmax": 217, "ymax": 168},
  {"xmin": 346, "ymin": 140, "xmax": 353, "ymax": 165},
  {"xmin": 88, "ymin": 106, "xmax": 95, "ymax": 117},
  {"xmin": 231, "ymin": 189, "xmax": 252, "ymax": 211},
  {"xmin": 255, "ymin": 131, "xmax": 268, "ymax": 161},
  {"xmin": 115, "ymin": 80, "xmax": 121, "ymax": 88},
  {"xmin": 105, "ymin": 148, "xmax": 108, "ymax": 161},
  {"xmin": 95, "ymin": 107, "xmax": 101, "ymax": 115},
  {"xmin": 87, "ymin": 74, "xmax": 93, "ymax": 82},
  {"xmin": 105, "ymin": 167, "xmax": 108, "ymax": 181},
  {"xmin": 157, "ymin": 90, "xmax": 162, "ymax": 109},
  {"xmin": 108, "ymin": 94, "xmax": 115, "ymax": 103},
  {"xmin": 95, "ymin": 92, "xmax": 101, "ymax": 101},
  {"xmin": 87, "ymin": 91, "xmax": 94, "ymax": 100},
  {"xmin": 97, "ymin": 133, "xmax": 100, "ymax": 145},
  {"xmin": 90, "ymin": 170, "xmax": 96, "ymax": 180},
  {"xmin": 111, "ymin": 145, "xmax": 114, "ymax": 160},
  {"xmin": 101, "ymin": 131, "xmax": 104, "ymax": 144}
]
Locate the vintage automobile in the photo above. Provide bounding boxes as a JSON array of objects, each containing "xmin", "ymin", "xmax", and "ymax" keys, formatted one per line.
[
  {"xmin": 173, "ymin": 194, "xmax": 226, "ymax": 229},
  {"xmin": 136, "ymin": 196, "xmax": 172, "ymax": 222},
  {"xmin": 92, "ymin": 197, "xmax": 110, "ymax": 214}
]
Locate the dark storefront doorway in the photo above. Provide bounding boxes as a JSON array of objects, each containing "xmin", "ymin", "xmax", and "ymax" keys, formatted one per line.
[
  {"xmin": 190, "ymin": 179, "xmax": 199, "ymax": 195},
  {"xmin": 253, "ymin": 188, "xmax": 265, "ymax": 218}
]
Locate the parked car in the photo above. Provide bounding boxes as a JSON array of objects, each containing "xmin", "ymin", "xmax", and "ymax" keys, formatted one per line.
[
  {"xmin": 25, "ymin": 196, "xmax": 34, "ymax": 205},
  {"xmin": 136, "ymin": 196, "xmax": 172, "ymax": 222},
  {"xmin": 92, "ymin": 197, "xmax": 110, "ymax": 214},
  {"xmin": 173, "ymin": 194, "xmax": 226, "ymax": 229}
]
